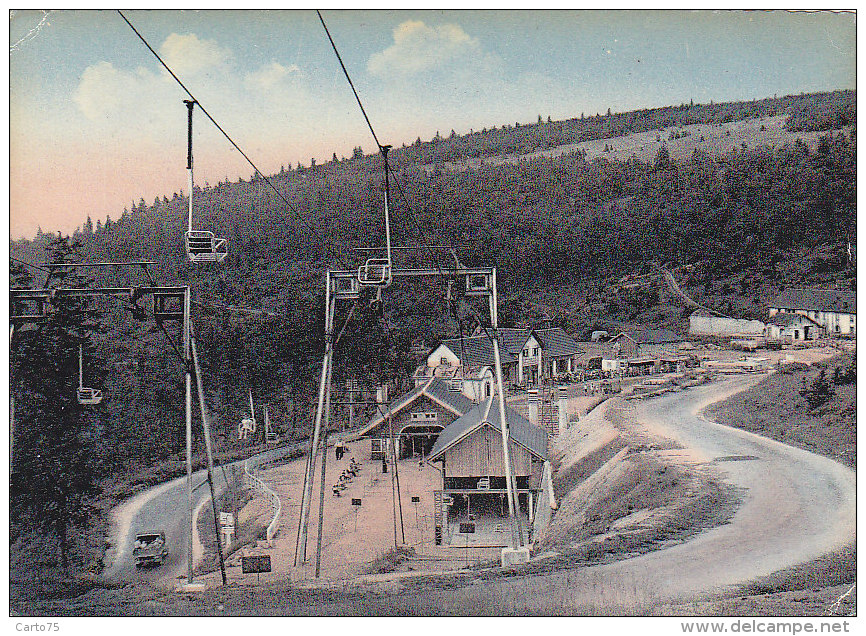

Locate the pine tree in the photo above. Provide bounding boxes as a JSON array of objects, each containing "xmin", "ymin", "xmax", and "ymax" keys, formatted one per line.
[{"xmin": 11, "ymin": 236, "xmax": 105, "ymax": 571}]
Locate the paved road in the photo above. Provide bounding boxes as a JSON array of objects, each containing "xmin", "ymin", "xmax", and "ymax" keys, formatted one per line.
[
  {"xmin": 102, "ymin": 465, "xmax": 234, "ymax": 584},
  {"xmin": 376, "ymin": 376, "xmax": 856, "ymax": 612},
  {"xmin": 103, "ymin": 444, "xmax": 304, "ymax": 584}
]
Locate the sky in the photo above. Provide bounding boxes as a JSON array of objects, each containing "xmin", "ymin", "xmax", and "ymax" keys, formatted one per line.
[{"xmin": 7, "ymin": 8, "xmax": 856, "ymax": 239}]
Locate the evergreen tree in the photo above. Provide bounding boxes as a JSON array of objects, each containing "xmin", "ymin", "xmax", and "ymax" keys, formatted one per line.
[{"xmin": 10, "ymin": 236, "xmax": 105, "ymax": 570}]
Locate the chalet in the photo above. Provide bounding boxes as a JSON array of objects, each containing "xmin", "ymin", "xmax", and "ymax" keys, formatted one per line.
[
  {"xmin": 356, "ymin": 376, "xmax": 474, "ymax": 460},
  {"xmin": 427, "ymin": 396, "xmax": 550, "ymax": 544},
  {"xmin": 419, "ymin": 327, "xmax": 583, "ymax": 390},
  {"xmin": 764, "ymin": 312, "xmax": 824, "ymax": 342},
  {"xmin": 769, "ymin": 289, "xmax": 856, "ymax": 338}
]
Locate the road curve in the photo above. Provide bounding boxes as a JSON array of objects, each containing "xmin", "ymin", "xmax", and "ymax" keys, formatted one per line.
[
  {"xmin": 390, "ymin": 376, "xmax": 856, "ymax": 612},
  {"xmin": 103, "ymin": 443, "xmax": 304, "ymax": 585}
]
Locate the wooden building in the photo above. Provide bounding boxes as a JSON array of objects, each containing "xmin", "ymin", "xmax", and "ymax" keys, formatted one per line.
[
  {"xmin": 427, "ymin": 396, "xmax": 549, "ymax": 544},
  {"xmin": 355, "ymin": 376, "xmax": 473, "ymax": 460}
]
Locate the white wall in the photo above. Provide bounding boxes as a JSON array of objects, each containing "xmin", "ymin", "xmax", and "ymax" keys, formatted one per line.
[{"xmin": 690, "ymin": 315, "xmax": 765, "ymax": 337}]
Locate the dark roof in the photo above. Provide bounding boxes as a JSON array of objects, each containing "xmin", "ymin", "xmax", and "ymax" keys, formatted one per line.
[
  {"xmin": 767, "ymin": 312, "xmax": 822, "ymax": 327},
  {"xmin": 534, "ymin": 328, "xmax": 583, "ymax": 358},
  {"xmin": 428, "ymin": 396, "xmax": 549, "ymax": 461},
  {"xmin": 616, "ymin": 328, "xmax": 684, "ymax": 345},
  {"xmin": 770, "ymin": 288, "xmax": 856, "ymax": 314},
  {"xmin": 356, "ymin": 377, "xmax": 473, "ymax": 437},
  {"xmin": 424, "ymin": 377, "xmax": 475, "ymax": 414},
  {"xmin": 497, "ymin": 328, "xmax": 533, "ymax": 355},
  {"xmin": 438, "ymin": 335, "xmax": 518, "ymax": 367}
]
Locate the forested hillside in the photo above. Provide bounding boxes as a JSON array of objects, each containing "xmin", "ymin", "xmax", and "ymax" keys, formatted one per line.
[{"xmin": 10, "ymin": 90, "xmax": 856, "ymax": 490}]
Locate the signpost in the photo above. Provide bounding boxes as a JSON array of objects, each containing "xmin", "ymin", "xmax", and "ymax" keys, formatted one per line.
[
  {"xmin": 241, "ymin": 555, "xmax": 271, "ymax": 585},
  {"xmin": 352, "ymin": 498, "xmax": 361, "ymax": 531},
  {"xmin": 459, "ymin": 522, "xmax": 475, "ymax": 566},
  {"xmin": 219, "ymin": 511, "xmax": 235, "ymax": 546},
  {"xmin": 411, "ymin": 495, "xmax": 420, "ymax": 530}
]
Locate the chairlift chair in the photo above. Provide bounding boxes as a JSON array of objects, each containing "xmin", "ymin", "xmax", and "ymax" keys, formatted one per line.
[
  {"xmin": 331, "ymin": 272, "xmax": 361, "ymax": 300},
  {"xmin": 77, "ymin": 344, "xmax": 103, "ymax": 406},
  {"xmin": 183, "ymin": 100, "xmax": 227, "ymax": 263},
  {"xmin": 465, "ymin": 273, "xmax": 493, "ymax": 297}
]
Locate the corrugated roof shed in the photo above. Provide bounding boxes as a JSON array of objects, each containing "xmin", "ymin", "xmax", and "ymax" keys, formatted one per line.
[
  {"xmin": 428, "ymin": 396, "xmax": 549, "ymax": 461},
  {"xmin": 534, "ymin": 328, "xmax": 583, "ymax": 358},
  {"xmin": 771, "ymin": 288, "xmax": 856, "ymax": 314}
]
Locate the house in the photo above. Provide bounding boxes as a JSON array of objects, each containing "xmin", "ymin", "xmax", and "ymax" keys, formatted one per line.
[
  {"xmin": 611, "ymin": 328, "xmax": 684, "ymax": 359},
  {"xmin": 764, "ymin": 312, "xmax": 824, "ymax": 343},
  {"xmin": 419, "ymin": 327, "xmax": 583, "ymax": 390},
  {"xmin": 355, "ymin": 376, "xmax": 474, "ymax": 460},
  {"xmin": 769, "ymin": 288, "xmax": 856, "ymax": 338},
  {"xmin": 689, "ymin": 309, "xmax": 765, "ymax": 337},
  {"xmin": 427, "ymin": 396, "xmax": 550, "ymax": 545}
]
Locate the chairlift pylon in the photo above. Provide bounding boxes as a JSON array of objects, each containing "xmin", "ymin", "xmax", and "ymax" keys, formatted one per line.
[
  {"xmin": 183, "ymin": 100, "xmax": 227, "ymax": 263},
  {"xmin": 77, "ymin": 344, "xmax": 103, "ymax": 406}
]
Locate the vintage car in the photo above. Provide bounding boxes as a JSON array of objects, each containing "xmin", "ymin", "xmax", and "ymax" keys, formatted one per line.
[{"xmin": 133, "ymin": 531, "xmax": 168, "ymax": 567}]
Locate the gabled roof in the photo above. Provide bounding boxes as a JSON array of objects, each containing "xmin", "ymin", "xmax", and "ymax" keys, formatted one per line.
[
  {"xmin": 497, "ymin": 328, "xmax": 533, "ymax": 355},
  {"xmin": 614, "ymin": 328, "xmax": 684, "ymax": 345},
  {"xmin": 770, "ymin": 288, "xmax": 856, "ymax": 314},
  {"xmin": 437, "ymin": 335, "xmax": 518, "ymax": 367},
  {"xmin": 428, "ymin": 396, "xmax": 549, "ymax": 462},
  {"xmin": 767, "ymin": 312, "xmax": 822, "ymax": 328},
  {"xmin": 356, "ymin": 377, "xmax": 474, "ymax": 437},
  {"xmin": 534, "ymin": 328, "xmax": 583, "ymax": 358}
]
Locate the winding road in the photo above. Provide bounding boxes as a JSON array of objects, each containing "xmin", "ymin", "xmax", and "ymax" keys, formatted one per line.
[
  {"xmin": 102, "ymin": 377, "xmax": 856, "ymax": 612},
  {"xmin": 363, "ymin": 375, "xmax": 857, "ymax": 612}
]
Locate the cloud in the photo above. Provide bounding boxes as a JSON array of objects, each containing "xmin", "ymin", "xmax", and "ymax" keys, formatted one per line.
[
  {"xmin": 244, "ymin": 61, "xmax": 302, "ymax": 92},
  {"xmin": 158, "ymin": 32, "xmax": 233, "ymax": 77},
  {"xmin": 73, "ymin": 61, "xmax": 141, "ymax": 120},
  {"xmin": 368, "ymin": 20, "xmax": 482, "ymax": 77}
]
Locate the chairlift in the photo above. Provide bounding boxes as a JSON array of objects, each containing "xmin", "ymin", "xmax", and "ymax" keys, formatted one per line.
[
  {"xmin": 331, "ymin": 272, "xmax": 360, "ymax": 300},
  {"xmin": 465, "ymin": 272, "xmax": 493, "ymax": 297},
  {"xmin": 357, "ymin": 145, "xmax": 393, "ymax": 288},
  {"xmin": 183, "ymin": 100, "xmax": 227, "ymax": 263},
  {"xmin": 77, "ymin": 344, "xmax": 103, "ymax": 406}
]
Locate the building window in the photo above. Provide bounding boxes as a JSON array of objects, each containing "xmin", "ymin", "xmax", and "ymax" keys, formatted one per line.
[
  {"xmin": 411, "ymin": 412, "xmax": 438, "ymax": 422},
  {"xmin": 440, "ymin": 357, "xmax": 448, "ymax": 366},
  {"xmin": 448, "ymin": 379, "xmax": 464, "ymax": 392}
]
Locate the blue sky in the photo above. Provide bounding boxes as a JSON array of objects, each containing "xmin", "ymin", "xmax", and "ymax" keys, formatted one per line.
[{"xmin": 8, "ymin": 9, "xmax": 856, "ymax": 239}]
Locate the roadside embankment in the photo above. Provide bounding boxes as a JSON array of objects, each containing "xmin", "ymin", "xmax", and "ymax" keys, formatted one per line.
[{"xmin": 535, "ymin": 398, "xmax": 738, "ymax": 564}]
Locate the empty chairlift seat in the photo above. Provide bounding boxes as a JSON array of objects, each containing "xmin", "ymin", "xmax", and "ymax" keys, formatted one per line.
[
  {"xmin": 465, "ymin": 273, "xmax": 493, "ymax": 296},
  {"xmin": 186, "ymin": 230, "xmax": 227, "ymax": 263},
  {"xmin": 357, "ymin": 258, "xmax": 392, "ymax": 287},
  {"xmin": 77, "ymin": 387, "xmax": 103, "ymax": 406}
]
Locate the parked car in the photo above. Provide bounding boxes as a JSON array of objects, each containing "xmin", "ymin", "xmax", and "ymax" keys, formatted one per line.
[{"xmin": 133, "ymin": 531, "xmax": 168, "ymax": 567}]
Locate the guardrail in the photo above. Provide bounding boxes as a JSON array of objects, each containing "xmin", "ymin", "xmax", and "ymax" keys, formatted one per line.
[{"xmin": 242, "ymin": 443, "xmax": 306, "ymax": 543}]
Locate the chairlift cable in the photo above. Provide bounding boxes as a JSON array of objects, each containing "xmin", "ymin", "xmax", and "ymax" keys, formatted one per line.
[{"xmin": 117, "ymin": 10, "xmax": 352, "ymax": 270}]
